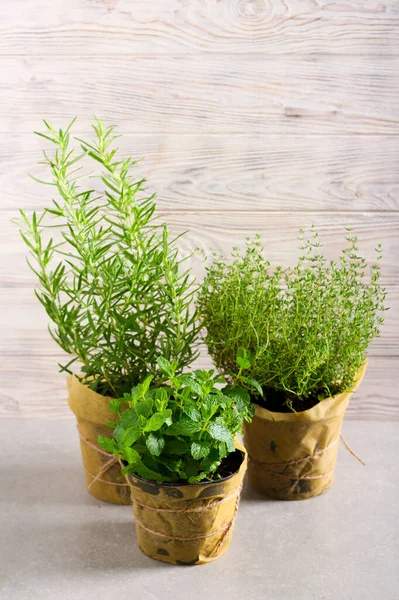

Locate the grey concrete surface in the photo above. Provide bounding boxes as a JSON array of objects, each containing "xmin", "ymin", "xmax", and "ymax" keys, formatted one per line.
[{"xmin": 0, "ymin": 419, "xmax": 398, "ymax": 600}]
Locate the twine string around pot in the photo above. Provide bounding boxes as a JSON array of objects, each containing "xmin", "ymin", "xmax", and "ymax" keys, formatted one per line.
[
  {"xmin": 132, "ymin": 483, "xmax": 243, "ymax": 554},
  {"xmin": 247, "ymin": 434, "xmax": 365, "ymax": 481},
  {"xmin": 77, "ymin": 427, "xmax": 130, "ymax": 489}
]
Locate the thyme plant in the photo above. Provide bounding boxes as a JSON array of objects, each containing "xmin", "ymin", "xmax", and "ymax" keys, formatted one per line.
[
  {"xmin": 99, "ymin": 356, "xmax": 254, "ymax": 484},
  {"xmin": 19, "ymin": 119, "xmax": 200, "ymax": 397},
  {"xmin": 197, "ymin": 229, "xmax": 386, "ymax": 410}
]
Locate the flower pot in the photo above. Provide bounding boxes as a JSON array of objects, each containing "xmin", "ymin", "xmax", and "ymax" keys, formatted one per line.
[
  {"xmin": 125, "ymin": 448, "xmax": 247, "ymax": 565},
  {"xmin": 242, "ymin": 361, "xmax": 367, "ymax": 501},
  {"xmin": 67, "ymin": 375, "xmax": 131, "ymax": 505}
]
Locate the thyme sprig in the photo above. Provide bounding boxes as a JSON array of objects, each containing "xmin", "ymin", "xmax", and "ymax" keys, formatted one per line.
[{"xmin": 197, "ymin": 229, "xmax": 387, "ymax": 408}]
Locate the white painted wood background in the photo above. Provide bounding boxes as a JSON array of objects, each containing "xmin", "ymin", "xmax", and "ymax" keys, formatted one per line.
[{"xmin": 1, "ymin": 0, "xmax": 398, "ymax": 420}]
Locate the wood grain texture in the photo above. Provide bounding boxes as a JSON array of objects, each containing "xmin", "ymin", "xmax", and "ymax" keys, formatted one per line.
[
  {"xmin": 1, "ymin": 56, "xmax": 398, "ymax": 135},
  {"xmin": 4, "ymin": 210, "xmax": 399, "ymax": 283},
  {"xmin": 1, "ymin": 0, "xmax": 398, "ymax": 420},
  {"xmin": 0, "ymin": 284, "xmax": 396, "ymax": 357},
  {"xmin": 2, "ymin": 211, "xmax": 397, "ymax": 356},
  {"xmin": 0, "ymin": 353, "xmax": 397, "ymax": 421},
  {"xmin": 3, "ymin": 133, "xmax": 399, "ymax": 212},
  {"xmin": 1, "ymin": 0, "xmax": 398, "ymax": 55}
]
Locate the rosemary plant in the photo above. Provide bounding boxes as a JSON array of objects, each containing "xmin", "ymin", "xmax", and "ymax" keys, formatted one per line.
[
  {"xmin": 18, "ymin": 119, "xmax": 200, "ymax": 397},
  {"xmin": 197, "ymin": 229, "xmax": 386, "ymax": 410}
]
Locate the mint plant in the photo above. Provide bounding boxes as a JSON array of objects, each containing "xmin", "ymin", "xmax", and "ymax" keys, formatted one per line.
[
  {"xmin": 18, "ymin": 119, "xmax": 200, "ymax": 397},
  {"xmin": 98, "ymin": 355, "xmax": 255, "ymax": 484},
  {"xmin": 197, "ymin": 229, "xmax": 386, "ymax": 410}
]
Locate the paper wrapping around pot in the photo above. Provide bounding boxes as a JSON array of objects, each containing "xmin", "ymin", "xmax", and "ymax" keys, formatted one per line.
[
  {"xmin": 126, "ymin": 444, "xmax": 247, "ymax": 565},
  {"xmin": 243, "ymin": 361, "xmax": 367, "ymax": 501},
  {"xmin": 67, "ymin": 375, "xmax": 131, "ymax": 505}
]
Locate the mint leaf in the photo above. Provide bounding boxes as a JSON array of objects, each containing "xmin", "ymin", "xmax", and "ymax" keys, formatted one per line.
[
  {"xmin": 184, "ymin": 378, "xmax": 203, "ymax": 396},
  {"xmin": 170, "ymin": 376, "xmax": 182, "ymax": 390},
  {"xmin": 242, "ymin": 376, "xmax": 263, "ymax": 397},
  {"xmin": 137, "ymin": 375, "xmax": 153, "ymax": 396},
  {"xmin": 134, "ymin": 399, "xmax": 153, "ymax": 420},
  {"xmin": 182, "ymin": 400, "xmax": 201, "ymax": 422},
  {"xmin": 119, "ymin": 408, "xmax": 139, "ymax": 428},
  {"xmin": 165, "ymin": 416, "xmax": 203, "ymax": 436},
  {"xmin": 191, "ymin": 441, "xmax": 210, "ymax": 460},
  {"xmin": 154, "ymin": 387, "xmax": 169, "ymax": 411},
  {"xmin": 157, "ymin": 356, "xmax": 173, "ymax": 377},
  {"xmin": 122, "ymin": 460, "xmax": 164, "ymax": 483},
  {"xmin": 109, "ymin": 361, "xmax": 249, "ymax": 484},
  {"xmin": 188, "ymin": 472, "xmax": 208, "ymax": 483},
  {"xmin": 236, "ymin": 347, "xmax": 252, "ymax": 369},
  {"xmin": 121, "ymin": 425, "xmax": 141, "ymax": 447},
  {"xmin": 201, "ymin": 394, "xmax": 219, "ymax": 419},
  {"xmin": 121, "ymin": 446, "xmax": 140, "ymax": 463},
  {"xmin": 109, "ymin": 398, "xmax": 123, "ymax": 413},
  {"xmin": 144, "ymin": 409, "xmax": 171, "ymax": 432},
  {"xmin": 164, "ymin": 439, "xmax": 189, "ymax": 455},
  {"xmin": 224, "ymin": 385, "xmax": 252, "ymax": 415},
  {"xmin": 98, "ymin": 435, "xmax": 117, "ymax": 454},
  {"xmin": 208, "ymin": 423, "xmax": 235, "ymax": 452},
  {"xmin": 146, "ymin": 433, "xmax": 165, "ymax": 457}
]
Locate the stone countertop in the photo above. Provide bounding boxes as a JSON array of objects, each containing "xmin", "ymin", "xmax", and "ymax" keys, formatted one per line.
[{"xmin": 1, "ymin": 419, "xmax": 398, "ymax": 600}]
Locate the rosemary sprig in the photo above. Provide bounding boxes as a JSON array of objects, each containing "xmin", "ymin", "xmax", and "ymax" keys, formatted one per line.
[{"xmin": 18, "ymin": 118, "xmax": 200, "ymax": 397}]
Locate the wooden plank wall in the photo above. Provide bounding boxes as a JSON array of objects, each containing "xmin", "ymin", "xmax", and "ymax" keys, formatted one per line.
[{"xmin": 1, "ymin": 0, "xmax": 398, "ymax": 420}]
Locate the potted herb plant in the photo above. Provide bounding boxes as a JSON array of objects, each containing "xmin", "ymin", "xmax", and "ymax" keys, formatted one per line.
[
  {"xmin": 197, "ymin": 229, "xmax": 386, "ymax": 500},
  {"xmin": 18, "ymin": 119, "xmax": 200, "ymax": 504},
  {"xmin": 99, "ymin": 356, "xmax": 254, "ymax": 564}
]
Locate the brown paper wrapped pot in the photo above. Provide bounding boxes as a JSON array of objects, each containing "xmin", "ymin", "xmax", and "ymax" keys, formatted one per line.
[
  {"xmin": 126, "ymin": 446, "xmax": 247, "ymax": 565},
  {"xmin": 243, "ymin": 361, "xmax": 367, "ymax": 501},
  {"xmin": 67, "ymin": 375, "xmax": 131, "ymax": 505}
]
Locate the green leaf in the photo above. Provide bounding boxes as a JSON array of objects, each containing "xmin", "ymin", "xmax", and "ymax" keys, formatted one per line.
[
  {"xmin": 157, "ymin": 356, "xmax": 173, "ymax": 377},
  {"xmin": 20, "ymin": 118, "xmax": 201, "ymax": 406},
  {"xmin": 137, "ymin": 375, "xmax": 153, "ymax": 396},
  {"xmin": 242, "ymin": 376, "xmax": 263, "ymax": 397},
  {"xmin": 121, "ymin": 446, "xmax": 140, "ymax": 464},
  {"xmin": 191, "ymin": 441, "xmax": 211, "ymax": 460},
  {"xmin": 109, "ymin": 398, "xmax": 123, "ymax": 413},
  {"xmin": 224, "ymin": 385, "xmax": 252, "ymax": 416},
  {"xmin": 164, "ymin": 439, "xmax": 189, "ymax": 455},
  {"xmin": 134, "ymin": 399, "xmax": 153, "ymax": 420},
  {"xmin": 188, "ymin": 472, "xmax": 208, "ymax": 484},
  {"xmin": 121, "ymin": 459, "xmax": 165, "ymax": 483},
  {"xmin": 98, "ymin": 435, "xmax": 117, "ymax": 454},
  {"xmin": 119, "ymin": 408, "xmax": 139, "ymax": 428},
  {"xmin": 201, "ymin": 394, "xmax": 219, "ymax": 419},
  {"xmin": 154, "ymin": 387, "xmax": 169, "ymax": 411},
  {"xmin": 146, "ymin": 433, "xmax": 165, "ymax": 457},
  {"xmin": 207, "ymin": 423, "xmax": 235, "ymax": 452},
  {"xmin": 170, "ymin": 376, "xmax": 182, "ymax": 390},
  {"xmin": 132, "ymin": 461, "xmax": 165, "ymax": 483},
  {"xmin": 184, "ymin": 378, "xmax": 203, "ymax": 396},
  {"xmin": 182, "ymin": 400, "xmax": 201, "ymax": 422},
  {"xmin": 121, "ymin": 425, "xmax": 142, "ymax": 447},
  {"xmin": 144, "ymin": 409, "xmax": 171, "ymax": 432},
  {"xmin": 236, "ymin": 347, "xmax": 252, "ymax": 369},
  {"xmin": 165, "ymin": 416, "xmax": 203, "ymax": 436}
]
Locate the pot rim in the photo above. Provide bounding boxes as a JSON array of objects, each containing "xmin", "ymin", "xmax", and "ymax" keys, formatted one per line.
[
  {"xmin": 248, "ymin": 360, "xmax": 368, "ymax": 420},
  {"xmin": 124, "ymin": 448, "xmax": 245, "ymax": 488}
]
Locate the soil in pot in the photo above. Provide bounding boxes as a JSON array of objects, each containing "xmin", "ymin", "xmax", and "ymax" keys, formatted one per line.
[
  {"xmin": 125, "ymin": 449, "xmax": 247, "ymax": 565},
  {"xmin": 255, "ymin": 387, "xmax": 327, "ymax": 413}
]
